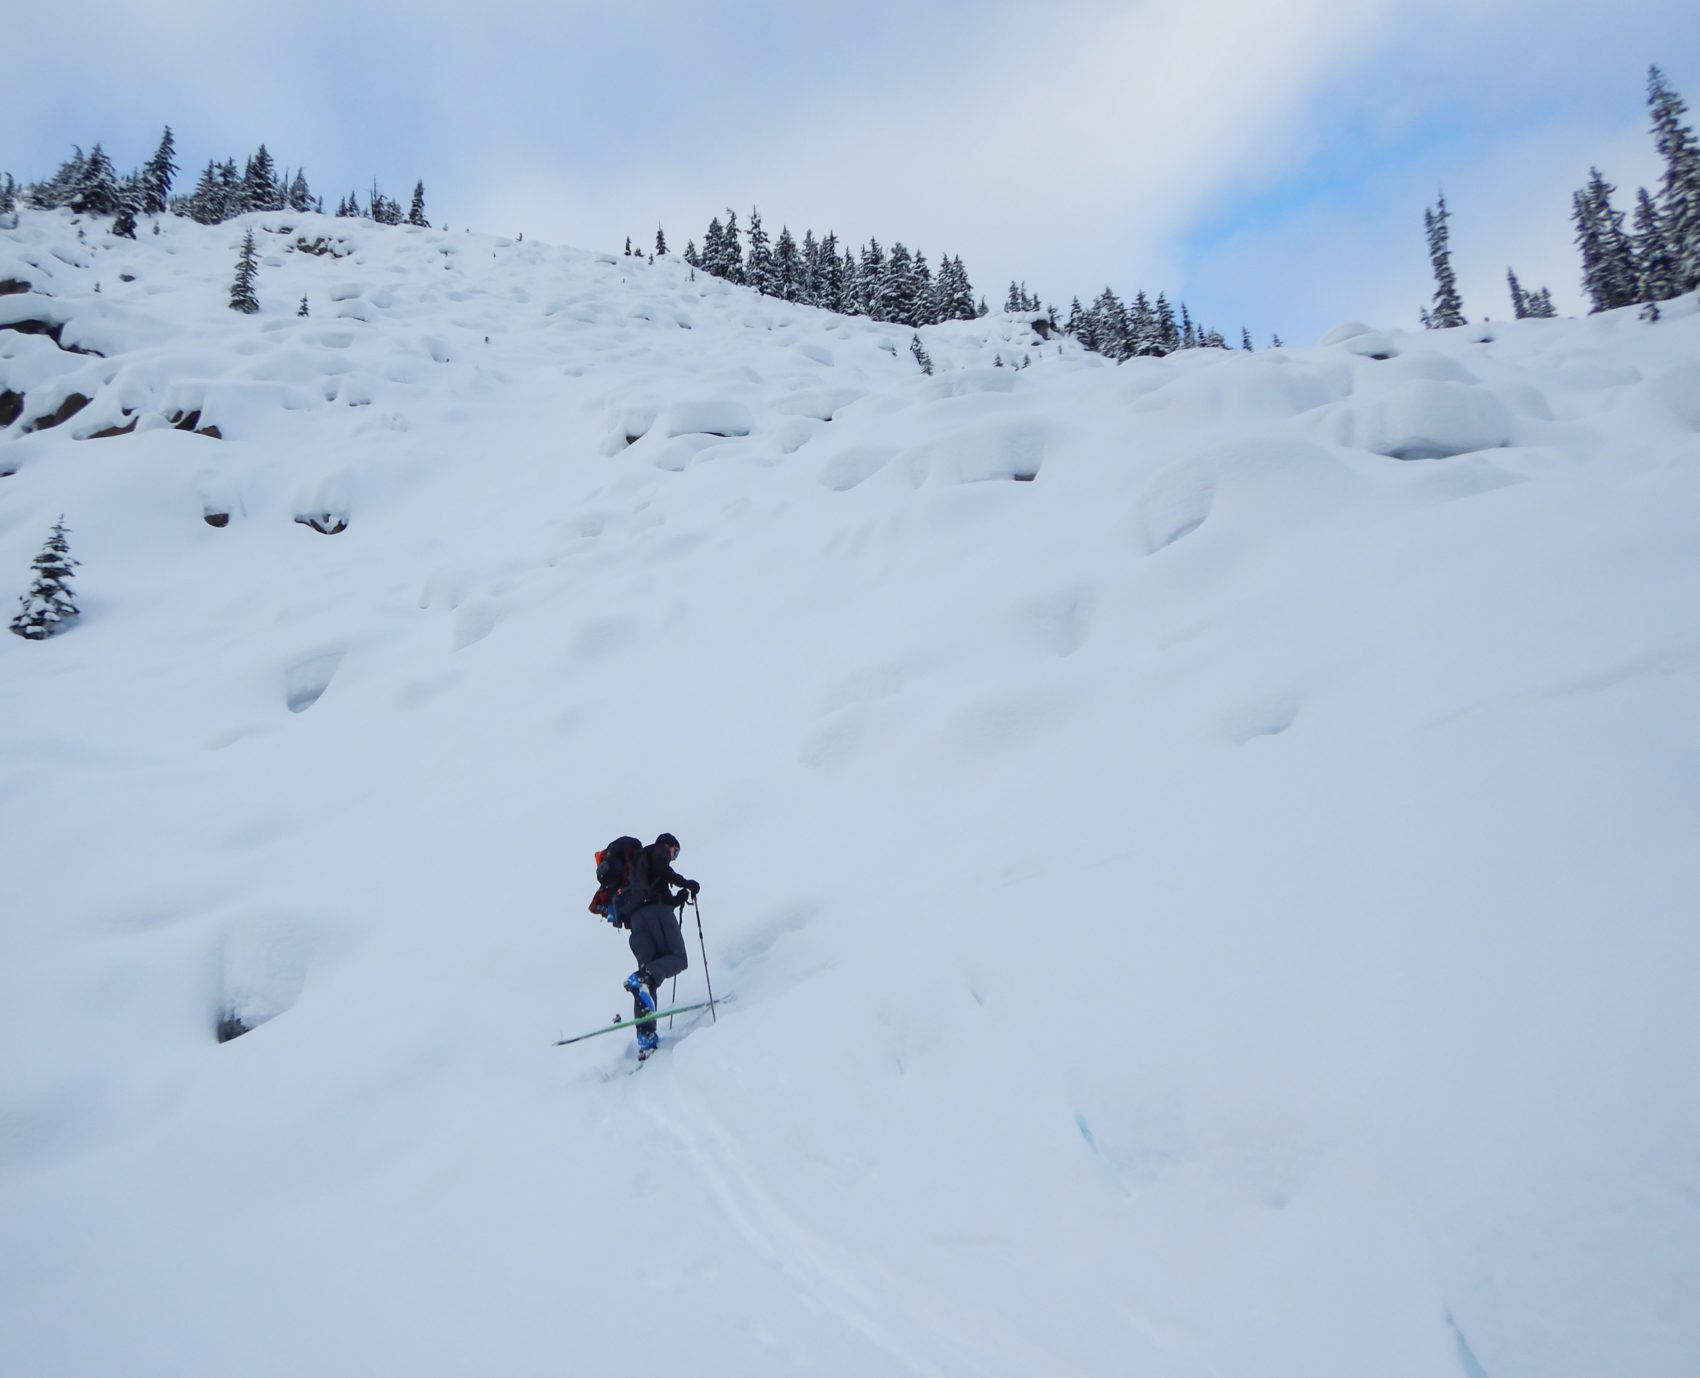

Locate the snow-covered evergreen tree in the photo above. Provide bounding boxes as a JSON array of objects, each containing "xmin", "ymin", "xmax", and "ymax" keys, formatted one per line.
[
  {"xmin": 1647, "ymin": 65, "xmax": 1700, "ymax": 292},
  {"xmin": 773, "ymin": 225, "xmax": 800, "ymax": 302},
  {"xmin": 141, "ymin": 127, "xmax": 177, "ymax": 215},
  {"xmin": 287, "ymin": 170, "xmax": 313, "ymax": 213},
  {"xmin": 242, "ymin": 146, "xmax": 282, "ymax": 213},
  {"xmin": 745, "ymin": 208, "xmax": 775, "ymax": 296},
  {"xmin": 885, "ymin": 243, "xmax": 918, "ymax": 325},
  {"xmin": 408, "ymin": 181, "xmax": 429, "ymax": 228},
  {"xmin": 9, "ymin": 518, "xmax": 80, "ymax": 641},
  {"xmin": 298, "ymin": 295, "xmax": 309, "ymax": 317},
  {"xmin": 655, "ymin": 226, "xmax": 668, "ymax": 257},
  {"xmin": 1574, "ymin": 169, "xmax": 1639, "ymax": 312},
  {"xmin": 1507, "ymin": 267, "xmax": 1530, "ymax": 319},
  {"xmin": 72, "ymin": 144, "xmax": 121, "ymax": 217},
  {"xmin": 0, "ymin": 173, "xmax": 16, "ymax": 229},
  {"xmin": 720, "ymin": 209, "xmax": 744, "ymax": 283},
  {"xmin": 110, "ymin": 179, "xmax": 140, "ymax": 238},
  {"xmin": 1092, "ymin": 287, "xmax": 1129, "ymax": 361},
  {"xmin": 909, "ymin": 333, "xmax": 934, "ymax": 375},
  {"xmin": 859, "ymin": 239, "xmax": 887, "ymax": 319},
  {"xmin": 1424, "ymin": 194, "xmax": 1466, "ymax": 328},
  {"xmin": 1241, "ymin": 327, "xmax": 1254, "ymax": 351},
  {"xmin": 1154, "ymin": 293, "xmax": 1180, "ymax": 355},
  {"xmin": 229, "ymin": 227, "xmax": 261, "ymax": 313},
  {"xmin": 1524, "ymin": 287, "xmax": 1557, "ymax": 319},
  {"xmin": 1633, "ymin": 186, "xmax": 1682, "ymax": 305}
]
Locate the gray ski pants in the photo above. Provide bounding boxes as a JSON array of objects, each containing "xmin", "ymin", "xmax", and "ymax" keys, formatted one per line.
[{"xmin": 628, "ymin": 901, "xmax": 689, "ymax": 1001}]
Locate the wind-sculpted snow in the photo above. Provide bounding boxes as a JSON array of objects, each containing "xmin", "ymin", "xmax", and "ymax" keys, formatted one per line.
[{"xmin": 2, "ymin": 205, "xmax": 1699, "ymax": 1378}]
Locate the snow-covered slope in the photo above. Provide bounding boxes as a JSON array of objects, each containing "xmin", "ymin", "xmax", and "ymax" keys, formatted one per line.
[{"xmin": 3, "ymin": 208, "xmax": 1698, "ymax": 1378}]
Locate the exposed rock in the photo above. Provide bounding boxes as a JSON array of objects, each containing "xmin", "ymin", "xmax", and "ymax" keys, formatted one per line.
[
  {"xmin": 216, "ymin": 1010, "xmax": 251, "ymax": 1043},
  {"xmin": 119, "ymin": 274, "xmax": 136, "ymax": 283},
  {"xmin": 87, "ymin": 415, "xmax": 138, "ymax": 439},
  {"xmin": 1, "ymin": 390, "xmax": 22, "ymax": 428},
  {"xmin": 167, "ymin": 409, "xmax": 223, "ymax": 439},
  {"xmin": 0, "ymin": 279, "xmax": 31, "ymax": 296},
  {"xmin": 295, "ymin": 513, "xmax": 349, "ymax": 535},
  {"xmin": 204, "ymin": 511, "xmax": 230, "ymax": 528},
  {"xmin": 31, "ymin": 393, "xmax": 91, "ymax": 431},
  {"xmin": 0, "ymin": 318, "xmax": 104, "ymax": 357},
  {"xmin": 1031, "ymin": 318, "xmax": 1053, "ymax": 340}
]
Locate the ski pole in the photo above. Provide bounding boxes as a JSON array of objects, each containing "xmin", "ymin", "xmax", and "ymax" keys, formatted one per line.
[
  {"xmin": 668, "ymin": 976, "xmax": 678, "ymax": 1030},
  {"xmin": 690, "ymin": 895, "xmax": 717, "ymax": 1021}
]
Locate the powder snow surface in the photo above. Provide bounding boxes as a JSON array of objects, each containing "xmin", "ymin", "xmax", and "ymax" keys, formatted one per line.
[{"xmin": 2, "ymin": 210, "xmax": 1698, "ymax": 1378}]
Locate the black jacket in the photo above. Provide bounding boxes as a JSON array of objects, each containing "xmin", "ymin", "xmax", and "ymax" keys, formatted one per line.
[{"xmin": 626, "ymin": 842, "xmax": 691, "ymax": 910}]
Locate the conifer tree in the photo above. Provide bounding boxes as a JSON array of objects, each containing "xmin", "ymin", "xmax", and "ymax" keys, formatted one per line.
[
  {"xmin": 73, "ymin": 144, "xmax": 120, "ymax": 217},
  {"xmin": 1523, "ymin": 287, "xmax": 1556, "ymax": 319},
  {"xmin": 745, "ymin": 207, "xmax": 775, "ymax": 296},
  {"xmin": 720, "ymin": 209, "xmax": 744, "ymax": 282},
  {"xmin": 1093, "ymin": 287, "xmax": 1130, "ymax": 360},
  {"xmin": 1423, "ymin": 193, "xmax": 1466, "ymax": 328},
  {"xmin": 287, "ymin": 170, "xmax": 313, "ymax": 213},
  {"xmin": 141, "ymin": 127, "xmax": 177, "ymax": 215},
  {"xmin": 1634, "ymin": 185, "xmax": 1682, "ymax": 305},
  {"xmin": 682, "ymin": 239, "xmax": 699, "ymax": 268},
  {"xmin": 1574, "ymin": 170, "xmax": 1638, "ymax": 311},
  {"xmin": 909, "ymin": 333, "xmax": 934, "ymax": 375},
  {"xmin": 655, "ymin": 226, "xmax": 668, "ymax": 256},
  {"xmin": 885, "ymin": 243, "xmax": 918, "ymax": 325},
  {"xmin": 701, "ymin": 216, "xmax": 725, "ymax": 276},
  {"xmin": 242, "ymin": 146, "xmax": 282, "ymax": 213},
  {"xmin": 773, "ymin": 225, "xmax": 800, "ymax": 301},
  {"xmin": 408, "ymin": 181, "xmax": 429, "ymax": 227},
  {"xmin": 800, "ymin": 229, "xmax": 821, "ymax": 304},
  {"xmin": 1153, "ymin": 293, "xmax": 1179, "ymax": 355},
  {"xmin": 10, "ymin": 518, "xmax": 80, "ymax": 641},
  {"xmin": 913, "ymin": 251, "xmax": 934, "ymax": 325},
  {"xmin": 840, "ymin": 245, "xmax": 861, "ymax": 315},
  {"xmin": 0, "ymin": 173, "xmax": 17, "ymax": 229},
  {"xmin": 1241, "ymin": 328, "xmax": 1254, "ymax": 351},
  {"xmin": 1647, "ymin": 65, "xmax": 1700, "ymax": 292},
  {"xmin": 1507, "ymin": 267, "xmax": 1530, "ymax": 318},
  {"xmin": 110, "ymin": 179, "xmax": 140, "ymax": 238},
  {"xmin": 187, "ymin": 162, "xmax": 223, "ymax": 224},
  {"xmin": 229, "ymin": 227, "xmax": 261, "ymax": 313},
  {"xmin": 859, "ymin": 239, "xmax": 887, "ymax": 318},
  {"xmin": 1272, "ymin": 333, "xmax": 1284, "ymax": 347}
]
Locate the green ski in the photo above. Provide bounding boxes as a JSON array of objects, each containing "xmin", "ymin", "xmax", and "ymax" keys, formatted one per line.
[{"xmin": 552, "ymin": 995, "xmax": 729, "ymax": 1047}]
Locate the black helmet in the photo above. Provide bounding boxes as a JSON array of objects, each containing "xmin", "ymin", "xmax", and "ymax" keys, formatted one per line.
[{"xmin": 656, "ymin": 832, "xmax": 680, "ymax": 850}]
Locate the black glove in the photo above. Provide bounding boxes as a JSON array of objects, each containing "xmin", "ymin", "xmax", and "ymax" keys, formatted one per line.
[{"xmin": 683, "ymin": 878, "xmax": 700, "ymax": 897}]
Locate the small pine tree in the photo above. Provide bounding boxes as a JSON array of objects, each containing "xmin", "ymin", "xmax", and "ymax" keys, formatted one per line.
[
  {"xmin": 229, "ymin": 227, "xmax": 260, "ymax": 313},
  {"xmin": 0, "ymin": 173, "xmax": 17, "ymax": 229},
  {"xmin": 1424, "ymin": 193, "xmax": 1466, "ymax": 327},
  {"xmin": 10, "ymin": 518, "xmax": 80, "ymax": 641},
  {"xmin": 110, "ymin": 180, "xmax": 140, "ymax": 239},
  {"xmin": 1507, "ymin": 267, "xmax": 1530, "ymax": 319},
  {"xmin": 655, "ymin": 226, "xmax": 669, "ymax": 256},
  {"xmin": 287, "ymin": 170, "xmax": 313, "ymax": 214},
  {"xmin": 1523, "ymin": 287, "xmax": 1557, "ymax": 319},
  {"xmin": 624, "ymin": 236, "xmax": 633, "ymax": 256},
  {"xmin": 1271, "ymin": 333, "xmax": 1284, "ymax": 348},
  {"xmin": 298, "ymin": 295, "xmax": 309, "ymax": 317},
  {"xmin": 141, "ymin": 126, "xmax": 178, "ymax": 215},
  {"xmin": 909, "ymin": 333, "xmax": 934, "ymax": 375},
  {"xmin": 407, "ymin": 181, "xmax": 429, "ymax": 227},
  {"xmin": 1240, "ymin": 327, "xmax": 1253, "ymax": 351}
]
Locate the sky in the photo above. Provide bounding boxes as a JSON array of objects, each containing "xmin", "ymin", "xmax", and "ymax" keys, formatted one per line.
[{"xmin": 6, "ymin": 0, "xmax": 1699, "ymax": 343}]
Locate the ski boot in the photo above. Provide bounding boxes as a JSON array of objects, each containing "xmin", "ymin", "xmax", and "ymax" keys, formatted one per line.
[{"xmin": 623, "ymin": 970, "xmax": 656, "ymax": 1013}]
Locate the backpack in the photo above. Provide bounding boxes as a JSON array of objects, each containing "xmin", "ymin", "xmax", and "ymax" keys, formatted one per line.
[{"xmin": 589, "ymin": 835, "xmax": 643, "ymax": 926}]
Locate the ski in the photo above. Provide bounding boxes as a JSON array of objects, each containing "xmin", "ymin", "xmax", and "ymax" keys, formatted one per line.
[{"xmin": 552, "ymin": 993, "xmax": 730, "ymax": 1047}]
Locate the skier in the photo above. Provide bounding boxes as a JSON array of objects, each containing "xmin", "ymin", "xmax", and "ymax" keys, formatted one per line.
[{"xmin": 621, "ymin": 832, "xmax": 700, "ymax": 1055}]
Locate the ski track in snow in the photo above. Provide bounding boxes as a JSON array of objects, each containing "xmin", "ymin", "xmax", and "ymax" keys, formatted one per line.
[{"xmin": 3, "ymin": 207, "xmax": 1700, "ymax": 1378}]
